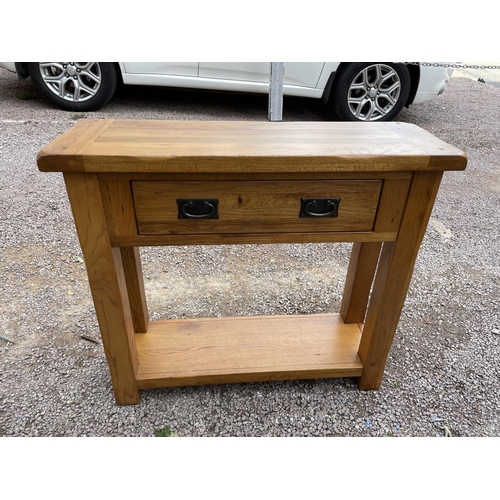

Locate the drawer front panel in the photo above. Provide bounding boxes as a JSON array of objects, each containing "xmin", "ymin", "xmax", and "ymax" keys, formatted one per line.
[{"xmin": 132, "ymin": 180, "xmax": 382, "ymax": 235}]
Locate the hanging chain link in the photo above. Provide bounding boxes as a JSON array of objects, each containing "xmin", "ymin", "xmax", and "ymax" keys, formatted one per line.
[{"xmin": 403, "ymin": 62, "xmax": 500, "ymax": 70}]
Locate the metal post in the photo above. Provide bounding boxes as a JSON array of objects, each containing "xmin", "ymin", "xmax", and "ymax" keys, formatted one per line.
[{"xmin": 268, "ymin": 62, "xmax": 284, "ymax": 121}]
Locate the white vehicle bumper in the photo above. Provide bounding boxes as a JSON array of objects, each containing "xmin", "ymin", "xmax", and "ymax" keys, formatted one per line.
[
  {"xmin": 412, "ymin": 64, "xmax": 454, "ymax": 105},
  {"xmin": 0, "ymin": 62, "xmax": 17, "ymax": 72}
]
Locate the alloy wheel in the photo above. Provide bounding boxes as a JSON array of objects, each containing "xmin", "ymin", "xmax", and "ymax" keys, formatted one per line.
[
  {"xmin": 347, "ymin": 64, "xmax": 402, "ymax": 121},
  {"xmin": 38, "ymin": 62, "xmax": 102, "ymax": 103}
]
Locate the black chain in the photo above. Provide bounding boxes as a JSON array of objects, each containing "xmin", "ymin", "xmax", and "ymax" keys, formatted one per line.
[{"xmin": 403, "ymin": 62, "xmax": 500, "ymax": 70}]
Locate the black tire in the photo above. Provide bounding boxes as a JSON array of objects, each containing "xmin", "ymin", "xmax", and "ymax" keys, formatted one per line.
[
  {"xmin": 330, "ymin": 62, "xmax": 411, "ymax": 122},
  {"xmin": 28, "ymin": 62, "xmax": 118, "ymax": 112}
]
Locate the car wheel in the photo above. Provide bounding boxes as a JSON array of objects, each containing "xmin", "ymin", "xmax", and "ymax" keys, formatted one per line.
[
  {"xmin": 331, "ymin": 63, "xmax": 411, "ymax": 122},
  {"xmin": 27, "ymin": 62, "xmax": 118, "ymax": 111}
]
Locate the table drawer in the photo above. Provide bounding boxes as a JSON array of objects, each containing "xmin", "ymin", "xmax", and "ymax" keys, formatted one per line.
[{"xmin": 132, "ymin": 180, "xmax": 382, "ymax": 235}]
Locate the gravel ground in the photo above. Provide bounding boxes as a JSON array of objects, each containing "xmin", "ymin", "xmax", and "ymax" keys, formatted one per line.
[{"xmin": 0, "ymin": 68, "xmax": 499, "ymax": 437}]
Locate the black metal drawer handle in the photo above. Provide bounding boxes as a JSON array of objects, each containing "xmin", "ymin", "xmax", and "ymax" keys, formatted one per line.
[
  {"xmin": 177, "ymin": 199, "xmax": 219, "ymax": 219},
  {"xmin": 299, "ymin": 198, "xmax": 340, "ymax": 218}
]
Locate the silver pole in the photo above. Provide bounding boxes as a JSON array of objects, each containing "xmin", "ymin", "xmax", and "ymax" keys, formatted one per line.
[{"xmin": 268, "ymin": 62, "xmax": 284, "ymax": 121}]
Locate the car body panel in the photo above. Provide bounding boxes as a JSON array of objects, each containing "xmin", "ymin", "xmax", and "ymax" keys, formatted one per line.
[
  {"xmin": 198, "ymin": 62, "xmax": 325, "ymax": 88},
  {"xmin": 0, "ymin": 62, "xmax": 16, "ymax": 72},
  {"xmin": 413, "ymin": 64, "xmax": 454, "ymax": 104},
  {"xmin": 122, "ymin": 62, "xmax": 198, "ymax": 77},
  {"xmin": 121, "ymin": 72, "xmax": 325, "ymax": 98},
  {"xmin": 121, "ymin": 62, "xmax": 327, "ymax": 98}
]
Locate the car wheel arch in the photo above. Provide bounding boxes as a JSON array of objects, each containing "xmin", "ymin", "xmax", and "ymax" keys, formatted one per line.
[{"xmin": 405, "ymin": 62, "xmax": 420, "ymax": 106}]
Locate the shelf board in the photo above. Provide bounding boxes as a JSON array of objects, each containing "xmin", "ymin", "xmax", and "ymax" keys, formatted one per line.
[{"xmin": 135, "ymin": 313, "xmax": 363, "ymax": 389}]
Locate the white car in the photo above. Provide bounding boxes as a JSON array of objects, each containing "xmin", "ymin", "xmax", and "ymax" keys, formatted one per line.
[{"xmin": 0, "ymin": 62, "xmax": 453, "ymax": 122}]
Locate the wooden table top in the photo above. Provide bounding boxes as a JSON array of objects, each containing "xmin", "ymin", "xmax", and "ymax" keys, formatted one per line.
[{"xmin": 37, "ymin": 119, "xmax": 467, "ymax": 173}]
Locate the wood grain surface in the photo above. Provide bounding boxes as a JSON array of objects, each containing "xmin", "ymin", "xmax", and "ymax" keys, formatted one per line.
[
  {"xmin": 37, "ymin": 120, "xmax": 467, "ymax": 173},
  {"xmin": 135, "ymin": 313, "xmax": 363, "ymax": 388},
  {"xmin": 357, "ymin": 171, "xmax": 444, "ymax": 389},
  {"xmin": 132, "ymin": 179, "xmax": 382, "ymax": 235},
  {"xmin": 63, "ymin": 172, "xmax": 140, "ymax": 404}
]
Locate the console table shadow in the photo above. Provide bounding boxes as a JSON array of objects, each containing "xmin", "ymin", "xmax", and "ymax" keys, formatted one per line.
[{"xmin": 37, "ymin": 120, "xmax": 467, "ymax": 405}]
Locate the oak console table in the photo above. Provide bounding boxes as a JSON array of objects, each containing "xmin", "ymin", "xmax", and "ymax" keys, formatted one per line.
[{"xmin": 37, "ymin": 120, "xmax": 467, "ymax": 405}]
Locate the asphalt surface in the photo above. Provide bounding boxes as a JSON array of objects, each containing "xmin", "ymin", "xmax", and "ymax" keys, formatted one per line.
[{"xmin": 0, "ymin": 67, "xmax": 499, "ymax": 437}]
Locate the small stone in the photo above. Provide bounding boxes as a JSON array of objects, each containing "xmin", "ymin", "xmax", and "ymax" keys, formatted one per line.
[{"xmin": 492, "ymin": 329, "xmax": 500, "ymax": 335}]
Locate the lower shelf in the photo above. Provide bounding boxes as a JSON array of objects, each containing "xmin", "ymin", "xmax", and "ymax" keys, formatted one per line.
[{"xmin": 135, "ymin": 313, "xmax": 363, "ymax": 389}]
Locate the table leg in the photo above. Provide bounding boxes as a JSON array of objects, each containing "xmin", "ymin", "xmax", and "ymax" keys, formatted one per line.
[
  {"xmin": 340, "ymin": 242, "xmax": 382, "ymax": 324},
  {"xmin": 357, "ymin": 171, "xmax": 443, "ymax": 390},
  {"xmin": 64, "ymin": 172, "xmax": 140, "ymax": 405},
  {"xmin": 120, "ymin": 247, "xmax": 149, "ymax": 333}
]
